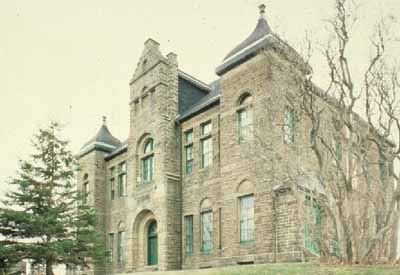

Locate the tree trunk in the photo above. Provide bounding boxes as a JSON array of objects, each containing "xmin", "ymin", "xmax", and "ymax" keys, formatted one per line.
[
  {"xmin": 46, "ymin": 258, "xmax": 54, "ymax": 275},
  {"xmin": 346, "ymin": 239, "xmax": 353, "ymax": 263}
]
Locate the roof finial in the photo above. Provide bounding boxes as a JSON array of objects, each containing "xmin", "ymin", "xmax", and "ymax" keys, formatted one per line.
[
  {"xmin": 259, "ymin": 3, "xmax": 266, "ymax": 18},
  {"xmin": 102, "ymin": 116, "xmax": 107, "ymax": 125}
]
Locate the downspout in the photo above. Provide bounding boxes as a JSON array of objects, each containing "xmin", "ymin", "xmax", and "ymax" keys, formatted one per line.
[
  {"xmin": 175, "ymin": 119, "xmax": 183, "ymax": 269},
  {"xmin": 273, "ymin": 190, "xmax": 277, "ymax": 262}
]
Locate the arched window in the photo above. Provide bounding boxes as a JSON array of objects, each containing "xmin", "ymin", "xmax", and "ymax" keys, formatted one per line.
[
  {"xmin": 237, "ymin": 180, "xmax": 254, "ymax": 243},
  {"xmin": 142, "ymin": 139, "xmax": 154, "ymax": 183},
  {"xmin": 83, "ymin": 173, "xmax": 89, "ymax": 204},
  {"xmin": 237, "ymin": 94, "xmax": 253, "ymax": 143}
]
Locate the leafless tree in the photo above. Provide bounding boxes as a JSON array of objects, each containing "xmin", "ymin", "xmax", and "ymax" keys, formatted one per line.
[{"xmin": 247, "ymin": 0, "xmax": 400, "ymax": 264}]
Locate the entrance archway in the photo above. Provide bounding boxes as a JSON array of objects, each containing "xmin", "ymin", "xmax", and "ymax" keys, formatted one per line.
[
  {"xmin": 147, "ymin": 221, "xmax": 158, "ymax": 265},
  {"xmin": 132, "ymin": 209, "xmax": 157, "ymax": 269}
]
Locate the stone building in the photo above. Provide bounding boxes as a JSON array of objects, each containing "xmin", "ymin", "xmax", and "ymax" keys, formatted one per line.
[{"xmin": 77, "ymin": 5, "xmax": 399, "ymax": 274}]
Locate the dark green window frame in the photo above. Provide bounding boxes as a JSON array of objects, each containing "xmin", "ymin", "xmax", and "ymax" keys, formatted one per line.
[
  {"xmin": 284, "ymin": 107, "xmax": 296, "ymax": 144},
  {"xmin": 201, "ymin": 121, "xmax": 212, "ymax": 136},
  {"xmin": 118, "ymin": 162, "xmax": 126, "ymax": 197},
  {"xmin": 304, "ymin": 195, "xmax": 321, "ymax": 255},
  {"xmin": 185, "ymin": 129, "xmax": 193, "ymax": 143},
  {"xmin": 184, "ymin": 130, "xmax": 194, "ymax": 175},
  {"xmin": 184, "ymin": 215, "xmax": 194, "ymax": 255},
  {"xmin": 200, "ymin": 121, "xmax": 212, "ymax": 169},
  {"xmin": 109, "ymin": 167, "xmax": 115, "ymax": 200},
  {"xmin": 142, "ymin": 139, "xmax": 154, "ymax": 183},
  {"xmin": 185, "ymin": 145, "xmax": 194, "ymax": 174}
]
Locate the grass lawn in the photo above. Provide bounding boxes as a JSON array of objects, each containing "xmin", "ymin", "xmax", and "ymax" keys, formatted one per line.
[
  {"xmin": 129, "ymin": 263, "xmax": 399, "ymax": 275},
  {"xmin": 215, "ymin": 263, "xmax": 399, "ymax": 275}
]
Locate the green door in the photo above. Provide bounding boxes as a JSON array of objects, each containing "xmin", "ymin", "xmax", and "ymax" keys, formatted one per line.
[{"xmin": 147, "ymin": 221, "xmax": 158, "ymax": 265}]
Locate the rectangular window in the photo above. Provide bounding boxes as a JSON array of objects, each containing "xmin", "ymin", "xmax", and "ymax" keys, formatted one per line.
[
  {"xmin": 240, "ymin": 195, "xmax": 254, "ymax": 243},
  {"xmin": 109, "ymin": 233, "xmax": 114, "ymax": 262},
  {"xmin": 184, "ymin": 130, "xmax": 194, "ymax": 175},
  {"xmin": 118, "ymin": 231, "xmax": 125, "ymax": 267},
  {"xmin": 110, "ymin": 167, "xmax": 115, "ymax": 200},
  {"xmin": 142, "ymin": 157, "xmax": 153, "ymax": 182},
  {"xmin": 284, "ymin": 107, "xmax": 296, "ymax": 144},
  {"xmin": 185, "ymin": 129, "xmax": 193, "ymax": 143},
  {"xmin": 200, "ymin": 137, "xmax": 212, "ymax": 168},
  {"xmin": 201, "ymin": 211, "xmax": 213, "ymax": 252},
  {"xmin": 201, "ymin": 121, "xmax": 212, "ymax": 137},
  {"xmin": 185, "ymin": 145, "xmax": 194, "ymax": 174},
  {"xmin": 118, "ymin": 162, "xmax": 126, "ymax": 197},
  {"xmin": 238, "ymin": 108, "xmax": 253, "ymax": 143},
  {"xmin": 304, "ymin": 196, "xmax": 321, "ymax": 255},
  {"xmin": 184, "ymin": 215, "xmax": 194, "ymax": 255}
]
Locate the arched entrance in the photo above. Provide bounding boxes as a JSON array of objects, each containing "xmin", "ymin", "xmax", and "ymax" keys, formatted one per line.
[{"xmin": 147, "ymin": 221, "xmax": 158, "ymax": 265}]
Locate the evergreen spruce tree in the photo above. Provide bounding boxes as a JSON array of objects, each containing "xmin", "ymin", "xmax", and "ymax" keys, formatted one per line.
[{"xmin": 0, "ymin": 122, "xmax": 107, "ymax": 275}]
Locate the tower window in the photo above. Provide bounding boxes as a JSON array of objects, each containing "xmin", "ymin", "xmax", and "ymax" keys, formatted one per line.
[
  {"xmin": 142, "ymin": 139, "xmax": 154, "ymax": 183},
  {"xmin": 237, "ymin": 94, "xmax": 253, "ymax": 143},
  {"xmin": 109, "ymin": 167, "xmax": 115, "ymax": 200}
]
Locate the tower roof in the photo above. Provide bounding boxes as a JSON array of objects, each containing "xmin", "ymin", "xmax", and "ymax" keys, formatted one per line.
[
  {"xmin": 216, "ymin": 4, "xmax": 278, "ymax": 76},
  {"xmin": 79, "ymin": 117, "xmax": 121, "ymax": 157},
  {"xmin": 223, "ymin": 5, "xmax": 272, "ymax": 61}
]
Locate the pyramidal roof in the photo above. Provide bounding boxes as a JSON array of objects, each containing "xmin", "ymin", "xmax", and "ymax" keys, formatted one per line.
[
  {"xmin": 79, "ymin": 117, "xmax": 122, "ymax": 157},
  {"xmin": 224, "ymin": 7, "xmax": 272, "ymax": 61},
  {"xmin": 216, "ymin": 4, "xmax": 278, "ymax": 76}
]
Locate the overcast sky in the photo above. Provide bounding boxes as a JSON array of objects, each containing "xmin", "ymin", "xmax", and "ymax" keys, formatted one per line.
[{"xmin": 1, "ymin": 0, "xmax": 400, "ymax": 197}]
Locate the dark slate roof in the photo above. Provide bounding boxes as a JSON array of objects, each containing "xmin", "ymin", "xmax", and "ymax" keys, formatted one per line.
[
  {"xmin": 178, "ymin": 71, "xmax": 210, "ymax": 115},
  {"xmin": 177, "ymin": 79, "xmax": 221, "ymax": 121},
  {"xmin": 178, "ymin": 70, "xmax": 211, "ymax": 92},
  {"xmin": 224, "ymin": 17, "xmax": 272, "ymax": 61},
  {"xmin": 216, "ymin": 15, "xmax": 275, "ymax": 76},
  {"xmin": 104, "ymin": 139, "xmax": 128, "ymax": 160},
  {"xmin": 78, "ymin": 123, "xmax": 122, "ymax": 158}
]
